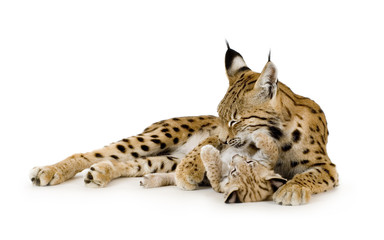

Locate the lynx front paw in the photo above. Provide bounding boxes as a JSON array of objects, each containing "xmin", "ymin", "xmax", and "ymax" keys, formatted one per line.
[
  {"xmin": 273, "ymin": 183, "xmax": 311, "ymax": 206},
  {"xmin": 30, "ymin": 166, "xmax": 64, "ymax": 186},
  {"xmin": 84, "ymin": 161, "xmax": 114, "ymax": 188}
]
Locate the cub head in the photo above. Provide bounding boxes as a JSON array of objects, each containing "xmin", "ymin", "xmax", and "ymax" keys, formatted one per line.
[{"xmin": 224, "ymin": 154, "xmax": 286, "ymax": 203}]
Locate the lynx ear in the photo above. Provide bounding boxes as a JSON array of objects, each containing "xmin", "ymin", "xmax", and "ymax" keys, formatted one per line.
[
  {"xmin": 224, "ymin": 186, "xmax": 241, "ymax": 204},
  {"xmin": 265, "ymin": 174, "xmax": 287, "ymax": 192},
  {"xmin": 225, "ymin": 41, "xmax": 250, "ymax": 85},
  {"xmin": 254, "ymin": 60, "xmax": 278, "ymax": 99}
]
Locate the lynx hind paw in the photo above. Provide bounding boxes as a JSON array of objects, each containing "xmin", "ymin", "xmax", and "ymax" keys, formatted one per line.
[
  {"xmin": 84, "ymin": 162, "xmax": 114, "ymax": 188},
  {"xmin": 30, "ymin": 166, "xmax": 63, "ymax": 186},
  {"xmin": 200, "ymin": 145, "xmax": 220, "ymax": 165}
]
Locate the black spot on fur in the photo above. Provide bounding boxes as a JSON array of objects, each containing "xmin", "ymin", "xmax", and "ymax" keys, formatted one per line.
[
  {"xmin": 303, "ymin": 149, "xmax": 310, "ymax": 154},
  {"xmin": 117, "ymin": 145, "xmax": 126, "ymax": 153},
  {"xmin": 172, "ymin": 118, "xmax": 180, "ymax": 121},
  {"xmin": 151, "ymin": 135, "xmax": 159, "ymax": 138},
  {"xmin": 181, "ymin": 124, "xmax": 189, "ymax": 129},
  {"xmin": 148, "ymin": 160, "xmax": 152, "ymax": 167},
  {"xmin": 173, "ymin": 127, "xmax": 180, "ymax": 132},
  {"xmin": 165, "ymin": 133, "xmax": 172, "ymax": 138},
  {"xmin": 141, "ymin": 145, "xmax": 149, "ymax": 151},
  {"xmin": 281, "ymin": 143, "xmax": 292, "ymax": 152},
  {"xmin": 187, "ymin": 119, "xmax": 195, "ymax": 122},
  {"xmin": 292, "ymin": 129, "xmax": 301, "ymax": 143},
  {"xmin": 162, "ymin": 123, "xmax": 169, "ymax": 127},
  {"xmin": 268, "ymin": 126, "xmax": 283, "ymax": 140},
  {"xmin": 95, "ymin": 153, "xmax": 103, "ymax": 158},
  {"xmin": 171, "ymin": 163, "xmax": 177, "ymax": 171},
  {"xmin": 128, "ymin": 145, "xmax": 134, "ymax": 149},
  {"xmin": 310, "ymin": 136, "xmax": 315, "ymax": 144},
  {"xmin": 122, "ymin": 139, "xmax": 129, "ymax": 142},
  {"xmin": 131, "ymin": 152, "xmax": 139, "ymax": 158},
  {"xmin": 312, "ymin": 163, "xmax": 326, "ymax": 167},
  {"xmin": 151, "ymin": 139, "xmax": 161, "ymax": 144},
  {"xmin": 173, "ymin": 138, "xmax": 179, "ymax": 144},
  {"xmin": 161, "ymin": 128, "xmax": 169, "ymax": 132},
  {"xmin": 160, "ymin": 143, "xmax": 166, "ymax": 149},
  {"xmin": 188, "ymin": 128, "xmax": 195, "ymax": 133},
  {"xmin": 167, "ymin": 156, "xmax": 176, "ymax": 161},
  {"xmin": 300, "ymin": 160, "xmax": 310, "ymax": 164},
  {"xmin": 137, "ymin": 165, "xmax": 141, "ymax": 172},
  {"xmin": 137, "ymin": 137, "xmax": 144, "ymax": 142},
  {"xmin": 110, "ymin": 155, "xmax": 119, "ymax": 160},
  {"xmin": 291, "ymin": 161, "xmax": 299, "ymax": 168}
]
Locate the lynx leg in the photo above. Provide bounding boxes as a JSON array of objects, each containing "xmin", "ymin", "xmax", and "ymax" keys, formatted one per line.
[
  {"xmin": 84, "ymin": 155, "xmax": 180, "ymax": 187},
  {"xmin": 30, "ymin": 153, "xmax": 100, "ymax": 186},
  {"xmin": 30, "ymin": 115, "xmax": 220, "ymax": 186},
  {"xmin": 273, "ymin": 160, "xmax": 338, "ymax": 205}
]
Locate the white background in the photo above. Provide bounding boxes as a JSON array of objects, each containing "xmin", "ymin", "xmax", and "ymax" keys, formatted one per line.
[{"xmin": 1, "ymin": 0, "xmax": 383, "ymax": 239}]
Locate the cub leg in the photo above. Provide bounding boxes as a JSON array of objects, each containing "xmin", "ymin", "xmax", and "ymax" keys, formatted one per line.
[
  {"xmin": 251, "ymin": 131, "xmax": 279, "ymax": 168},
  {"xmin": 84, "ymin": 155, "xmax": 180, "ymax": 187},
  {"xmin": 175, "ymin": 135, "xmax": 221, "ymax": 190},
  {"xmin": 200, "ymin": 145, "xmax": 223, "ymax": 193},
  {"xmin": 273, "ymin": 159, "xmax": 338, "ymax": 206}
]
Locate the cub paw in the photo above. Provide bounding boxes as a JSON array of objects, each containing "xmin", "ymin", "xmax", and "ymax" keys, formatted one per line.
[
  {"xmin": 200, "ymin": 145, "xmax": 220, "ymax": 166},
  {"xmin": 84, "ymin": 161, "xmax": 114, "ymax": 188},
  {"xmin": 30, "ymin": 166, "xmax": 63, "ymax": 186},
  {"xmin": 273, "ymin": 182, "xmax": 311, "ymax": 206}
]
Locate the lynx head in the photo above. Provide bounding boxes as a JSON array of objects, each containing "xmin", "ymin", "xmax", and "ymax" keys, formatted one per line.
[{"xmin": 219, "ymin": 43, "xmax": 279, "ymax": 119}]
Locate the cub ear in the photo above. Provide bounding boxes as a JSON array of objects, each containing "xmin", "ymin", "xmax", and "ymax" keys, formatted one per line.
[
  {"xmin": 265, "ymin": 174, "xmax": 287, "ymax": 192},
  {"xmin": 224, "ymin": 186, "xmax": 241, "ymax": 204},
  {"xmin": 254, "ymin": 60, "xmax": 278, "ymax": 99},
  {"xmin": 225, "ymin": 41, "xmax": 251, "ymax": 85}
]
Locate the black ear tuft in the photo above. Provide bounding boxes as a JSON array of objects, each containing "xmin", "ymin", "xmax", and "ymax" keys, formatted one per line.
[
  {"xmin": 225, "ymin": 47, "xmax": 249, "ymax": 77},
  {"xmin": 226, "ymin": 39, "xmax": 230, "ymax": 49},
  {"xmin": 268, "ymin": 49, "xmax": 271, "ymax": 62}
]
